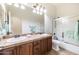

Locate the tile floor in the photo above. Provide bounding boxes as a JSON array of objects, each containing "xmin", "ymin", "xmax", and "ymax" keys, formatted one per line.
[{"xmin": 47, "ymin": 48, "xmax": 77, "ymax": 55}]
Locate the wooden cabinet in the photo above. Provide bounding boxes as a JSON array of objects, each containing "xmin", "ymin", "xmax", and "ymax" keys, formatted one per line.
[
  {"xmin": 0, "ymin": 36, "xmax": 52, "ymax": 55},
  {"xmin": 47, "ymin": 38, "xmax": 52, "ymax": 51},
  {"xmin": 33, "ymin": 40, "xmax": 41, "ymax": 55},
  {"xmin": 0, "ymin": 47, "xmax": 15, "ymax": 55},
  {"xmin": 13, "ymin": 46, "xmax": 20, "ymax": 55},
  {"xmin": 33, "ymin": 37, "xmax": 52, "ymax": 55},
  {"xmin": 40, "ymin": 38, "xmax": 48, "ymax": 54},
  {"xmin": 19, "ymin": 42, "xmax": 33, "ymax": 55},
  {"xmin": 0, "ymin": 42, "xmax": 33, "ymax": 55},
  {"xmin": 40, "ymin": 37, "xmax": 52, "ymax": 54},
  {"xmin": 44, "ymin": 38, "xmax": 48, "ymax": 52}
]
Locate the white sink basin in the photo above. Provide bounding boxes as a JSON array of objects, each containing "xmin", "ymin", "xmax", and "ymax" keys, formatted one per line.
[
  {"xmin": 19, "ymin": 36, "xmax": 26, "ymax": 39},
  {"xmin": 26, "ymin": 35, "xmax": 32, "ymax": 38},
  {"xmin": 6, "ymin": 38, "xmax": 17, "ymax": 43},
  {"xmin": 0, "ymin": 36, "xmax": 26, "ymax": 47},
  {"xmin": 6, "ymin": 36, "xmax": 26, "ymax": 43},
  {"xmin": 0, "ymin": 40, "xmax": 8, "ymax": 47}
]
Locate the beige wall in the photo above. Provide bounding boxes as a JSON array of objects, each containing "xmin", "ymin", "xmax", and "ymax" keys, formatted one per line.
[
  {"xmin": 44, "ymin": 14, "xmax": 53, "ymax": 34},
  {"xmin": 44, "ymin": 4, "xmax": 56, "ymax": 34},
  {"xmin": 55, "ymin": 3, "xmax": 79, "ymax": 17},
  {"xmin": 45, "ymin": 3, "xmax": 56, "ymax": 18},
  {"xmin": 11, "ymin": 17, "xmax": 22, "ymax": 34}
]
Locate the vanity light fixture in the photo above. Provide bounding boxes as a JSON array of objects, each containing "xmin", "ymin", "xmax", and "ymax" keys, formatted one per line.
[
  {"xmin": 44, "ymin": 8, "xmax": 47, "ymax": 13},
  {"xmin": 40, "ymin": 7, "xmax": 43, "ymax": 12},
  {"xmin": 37, "ymin": 10, "xmax": 40, "ymax": 14},
  {"xmin": 33, "ymin": 8, "xmax": 36, "ymax": 13},
  {"xmin": 36, "ymin": 6, "xmax": 40, "ymax": 11},
  {"xmin": 32, "ymin": 3, "xmax": 47, "ymax": 15}
]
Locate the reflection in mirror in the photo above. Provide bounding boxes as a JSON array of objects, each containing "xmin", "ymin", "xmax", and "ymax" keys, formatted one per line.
[{"xmin": 0, "ymin": 4, "xmax": 10, "ymax": 36}]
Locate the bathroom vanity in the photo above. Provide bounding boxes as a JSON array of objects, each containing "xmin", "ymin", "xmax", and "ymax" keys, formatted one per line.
[{"xmin": 0, "ymin": 34, "xmax": 52, "ymax": 55}]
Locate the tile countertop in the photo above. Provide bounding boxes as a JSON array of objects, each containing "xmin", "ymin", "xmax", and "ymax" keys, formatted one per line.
[{"xmin": 0, "ymin": 34, "xmax": 52, "ymax": 50}]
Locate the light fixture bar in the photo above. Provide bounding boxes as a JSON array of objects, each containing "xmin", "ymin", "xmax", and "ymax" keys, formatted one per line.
[{"xmin": 32, "ymin": 3, "xmax": 47, "ymax": 15}]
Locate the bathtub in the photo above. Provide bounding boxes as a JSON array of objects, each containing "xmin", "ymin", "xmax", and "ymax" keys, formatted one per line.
[{"xmin": 53, "ymin": 40, "xmax": 79, "ymax": 54}]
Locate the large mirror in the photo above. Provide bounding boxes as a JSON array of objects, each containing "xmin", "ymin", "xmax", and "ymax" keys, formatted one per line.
[
  {"xmin": 0, "ymin": 4, "xmax": 10, "ymax": 36},
  {"xmin": 0, "ymin": 3, "xmax": 44, "ymax": 36}
]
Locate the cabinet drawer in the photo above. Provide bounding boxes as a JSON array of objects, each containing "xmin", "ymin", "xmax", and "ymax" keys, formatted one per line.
[
  {"xmin": 19, "ymin": 43, "xmax": 33, "ymax": 55},
  {"xmin": 33, "ymin": 40, "xmax": 41, "ymax": 55},
  {"xmin": 34, "ymin": 40, "xmax": 40, "ymax": 46},
  {"xmin": 47, "ymin": 39, "xmax": 52, "ymax": 51}
]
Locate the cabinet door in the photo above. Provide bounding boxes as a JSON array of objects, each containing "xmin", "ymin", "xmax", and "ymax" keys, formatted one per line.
[
  {"xmin": 0, "ymin": 47, "xmax": 14, "ymax": 55},
  {"xmin": 20, "ymin": 42, "xmax": 33, "ymax": 55},
  {"xmin": 33, "ymin": 40, "xmax": 41, "ymax": 55},
  {"xmin": 44, "ymin": 39, "xmax": 48, "ymax": 52},
  {"xmin": 40, "ymin": 39, "xmax": 45, "ymax": 54},
  {"xmin": 47, "ymin": 38, "xmax": 52, "ymax": 51},
  {"xmin": 28, "ymin": 43, "xmax": 33, "ymax": 55},
  {"xmin": 13, "ymin": 46, "xmax": 20, "ymax": 55},
  {"xmin": 40, "ymin": 39, "xmax": 44, "ymax": 54},
  {"xmin": 40, "ymin": 39, "xmax": 48, "ymax": 54},
  {"xmin": 12, "ymin": 47, "xmax": 17, "ymax": 55}
]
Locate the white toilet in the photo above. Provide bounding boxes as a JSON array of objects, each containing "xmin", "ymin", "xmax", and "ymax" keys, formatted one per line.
[{"xmin": 52, "ymin": 40, "xmax": 60, "ymax": 51}]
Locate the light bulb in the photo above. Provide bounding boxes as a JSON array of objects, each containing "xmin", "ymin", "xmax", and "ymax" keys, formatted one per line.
[
  {"xmin": 37, "ymin": 11, "xmax": 40, "ymax": 14},
  {"xmin": 14, "ymin": 3, "xmax": 19, "ymax": 7},
  {"xmin": 36, "ymin": 6, "xmax": 39, "ymax": 11},
  {"xmin": 21, "ymin": 5, "xmax": 25, "ymax": 9},
  {"xmin": 40, "ymin": 8, "xmax": 43, "ymax": 12},
  {"xmin": 44, "ymin": 9, "xmax": 47, "ymax": 13},
  {"xmin": 33, "ymin": 9, "xmax": 36, "ymax": 13},
  {"xmin": 39, "ymin": 12, "xmax": 42, "ymax": 15}
]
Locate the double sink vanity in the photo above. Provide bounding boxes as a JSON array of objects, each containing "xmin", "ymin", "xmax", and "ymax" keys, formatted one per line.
[{"xmin": 0, "ymin": 34, "xmax": 52, "ymax": 55}]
